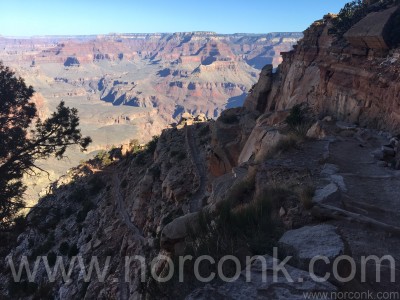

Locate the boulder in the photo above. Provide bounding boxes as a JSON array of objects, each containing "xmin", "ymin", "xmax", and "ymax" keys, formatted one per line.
[
  {"xmin": 330, "ymin": 174, "xmax": 347, "ymax": 192},
  {"xmin": 186, "ymin": 255, "xmax": 336, "ymax": 299},
  {"xmin": 381, "ymin": 146, "xmax": 395, "ymax": 157},
  {"xmin": 306, "ymin": 121, "xmax": 326, "ymax": 139},
  {"xmin": 182, "ymin": 112, "xmax": 194, "ymax": 120},
  {"xmin": 336, "ymin": 121, "xmax": 357, "ymax": 130},
  {"xmin": 371, "ymin": 149, "xmax": 385, "ymax": 160},
  {"xmin": 239, "ymin": 127, "xmax": 284, "ymax": 164},
  {"xmin": 278, "ymin": 224, "xmax": 344, "ymax": 277},
  {"xmin": 312, "ymin": 183, "xmax": 340, "ymax": 204},
  {"xmin": 160, "ymin": 212, "xmax": 199, "ymax": 251},
  {"xmin": 321, "ymin": 164, "xmax": 339, "ymax": 176},
  {"xmin": 195, "ymin": 113, "xmax": 207, "ymax": 122}
]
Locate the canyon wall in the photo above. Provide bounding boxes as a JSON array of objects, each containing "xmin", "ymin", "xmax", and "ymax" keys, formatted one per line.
[{"xmin": 245, "ymin": 13, "xmax": 400, "ymax": 132}]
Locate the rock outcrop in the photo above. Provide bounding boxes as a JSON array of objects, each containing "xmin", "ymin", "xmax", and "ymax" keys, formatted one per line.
[
  {"xmin": 186, "ymin": 255, "xmax": 336, "ymax": 300},
  {"xmin": 244, "ymin": 12, "xmax": 400, "ymax": 131}
]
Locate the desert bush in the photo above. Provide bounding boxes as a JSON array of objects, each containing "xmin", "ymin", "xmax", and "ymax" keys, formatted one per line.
[
  {"xmin": 129, "ymin": 139, "xmax": 141, "ymax": 153},
  {"xmin": 329, "ymin": 0, "xmax": 395, "ymax": 38},
  {"xmin": 286, "ymin": 104, "xmax": 307, "ymax": 128},
  {"xmin": 298, "ymin": 185, "xmax": 315, "ymax": 209},
  {"xmin": 329, "ymin": 0, "xmax": 369, "ymax": 37},
  {"xmin": 95, "ymin": 150, "xmax": 113, "ymax": 166},
  {"xmin": 189, "ymin": 182, "xmax": 285, "ymax": 257},
  {"xmin": 285, "ymin": 104, "xmax": 313, "ymax": 137}
]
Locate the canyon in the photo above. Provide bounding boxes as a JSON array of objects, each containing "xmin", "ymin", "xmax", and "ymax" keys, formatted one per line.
[
  {"xmin": 0, "ymin": 32, "xmax": 301, "ymax": 204},
  {"xmin": 2, "ymin": 1, "xmax": 400, "ymax": 299}
]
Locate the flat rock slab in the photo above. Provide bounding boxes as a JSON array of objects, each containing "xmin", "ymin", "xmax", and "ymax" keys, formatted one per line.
[
  {"xmin": 186, "ymin": 255, "xmax": 336, "ymax": 300},
  {"xmin": 312, "ymin": 183, "xmax": 341, "ymax": 204},
  {"xmin": 278, "ymin": 224, "xmax": 344, "ymax": 277},
  {"xmin": 161, "ymin": 212, "xmax": 199, "ymax": 244}
]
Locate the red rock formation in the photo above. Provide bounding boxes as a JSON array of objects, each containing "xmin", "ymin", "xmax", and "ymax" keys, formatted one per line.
[{"xmin": 245, "ymin": 14, "xmax": 400, "ymax": 131}]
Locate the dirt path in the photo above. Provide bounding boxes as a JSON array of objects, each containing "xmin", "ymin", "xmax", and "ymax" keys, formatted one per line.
[
  {"xmin": 185, "ymin": 125, "xmax": 207, "ymax": 212},
  {"xmin": 111, "ymin": 172, "xmax": 145, "ymax": 241},
  {"xmin": 329, "ymin": 137, "xmax": 400, "ymax": 227},
  {"xmin": 319, "ymin": 134, "xmax": 400, "ymax": 292}
]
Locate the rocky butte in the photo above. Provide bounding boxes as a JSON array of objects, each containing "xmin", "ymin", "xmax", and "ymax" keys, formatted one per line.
[{"xmin": 1, "ymin": 0, "xmax": 400, "ymax": 299}]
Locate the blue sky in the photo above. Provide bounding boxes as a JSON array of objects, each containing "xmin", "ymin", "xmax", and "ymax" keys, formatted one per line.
[{"xmin": 1, "ymin": 1, "xmax": 350, "ymax": 36}]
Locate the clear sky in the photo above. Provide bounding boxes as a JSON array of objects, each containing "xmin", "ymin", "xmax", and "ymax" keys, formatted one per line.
[{"xmin": 1, "ymin": 0, "xmax": 350, "ymax": 36}]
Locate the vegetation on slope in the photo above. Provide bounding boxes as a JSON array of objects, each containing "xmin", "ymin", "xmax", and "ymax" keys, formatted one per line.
[{"xmin": 0, "ymin": 62, "xmax": 91, "ymax": 230}]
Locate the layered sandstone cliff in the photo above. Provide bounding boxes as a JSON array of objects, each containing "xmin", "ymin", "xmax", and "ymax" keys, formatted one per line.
[{"xmin": 245, "ymin": 11, "xmax": 400, "ymax": 131}]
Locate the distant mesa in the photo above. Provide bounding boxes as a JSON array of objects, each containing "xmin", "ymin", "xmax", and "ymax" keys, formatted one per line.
[{"xmin": 64, "ymin": 56, "xmax": 80, "ymax": 67}]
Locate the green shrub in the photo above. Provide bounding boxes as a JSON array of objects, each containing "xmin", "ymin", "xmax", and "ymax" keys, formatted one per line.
[
  {"xmin": 95, "ymin": 150, "xmax": 112, "ymax": 166},
  {"xmin": 129, "ymin": 139, "xmax": 141, "ymax": 153},
  {"xmin": 285, "ymin": 104, "xmax": 312, "ymax": 137},
  {"xmin": 220, "ymin": 179, "xmax": 255, "ymax": 209},
  {"xmin": 188, "ymin": 187, "xmax": 285, "ymax": 257},
  {"xmin": 286, "ymin": 104, "xmax": 306, "ymax": 128},
  {"xmin": 328, "ymin": 0, "xmax": 394, "ymax": 38}
]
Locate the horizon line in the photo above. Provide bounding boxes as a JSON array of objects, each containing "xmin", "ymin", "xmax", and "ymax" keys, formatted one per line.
[{"xmin": 0, "ymin": 31, "xmax": 304, "ymax": 39}]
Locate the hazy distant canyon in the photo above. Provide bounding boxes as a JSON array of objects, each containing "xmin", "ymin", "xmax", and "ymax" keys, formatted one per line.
[{"xmin": 0, "ymin": 31, "xmax": 301, "ymax": 202}]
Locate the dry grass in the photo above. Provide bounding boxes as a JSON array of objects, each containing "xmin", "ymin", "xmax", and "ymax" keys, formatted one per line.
[{"xmin": 298, "ymin": 184, "xmax": 315, "ymax": 210}]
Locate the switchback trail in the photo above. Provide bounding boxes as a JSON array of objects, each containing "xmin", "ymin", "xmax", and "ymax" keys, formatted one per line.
[
  {"xmin": 111, "ymin": 172, "xmax": 145, "ymax": 241},
  {"xmin": 185, "ymin": 125, "xmax": 207, "ymax": 212}
]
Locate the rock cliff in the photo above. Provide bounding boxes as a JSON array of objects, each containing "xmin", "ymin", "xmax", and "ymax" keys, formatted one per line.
[{"xmin": 245, "ymin": 8, "xmax": 400, "ymax": 131}]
